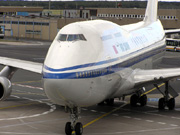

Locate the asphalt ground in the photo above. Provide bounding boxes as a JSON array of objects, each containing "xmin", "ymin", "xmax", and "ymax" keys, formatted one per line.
[{"xmin": 0, "ymin": 41, "xmax": 179, "ymax": 135}]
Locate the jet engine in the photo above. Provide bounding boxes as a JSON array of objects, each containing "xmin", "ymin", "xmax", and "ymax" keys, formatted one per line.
[{"xmin": 0, "ymin": 77, "xmax": 12, "ymax": 101}]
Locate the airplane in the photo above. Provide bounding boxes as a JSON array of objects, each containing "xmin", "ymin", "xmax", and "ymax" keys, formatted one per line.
[{"xmin": 0, "ymin": 0, "xmax": 179, "ymax": 135}]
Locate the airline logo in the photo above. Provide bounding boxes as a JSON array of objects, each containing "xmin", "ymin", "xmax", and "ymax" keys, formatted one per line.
[{"xmin": 113, "ymin": 45, "xmax": 119, "ymax": 54}]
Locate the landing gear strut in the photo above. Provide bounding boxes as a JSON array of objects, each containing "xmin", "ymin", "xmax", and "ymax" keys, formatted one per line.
[
  {"xmin": 65, "ymin": 107, "xmax": 83, "ymax": 135},
  {"xmin": 156, "ymin": 81, "xmax": 176, "ymax": 110}
]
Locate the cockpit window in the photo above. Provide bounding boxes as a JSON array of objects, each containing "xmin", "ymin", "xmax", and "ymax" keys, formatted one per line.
[
  {"xmin": 79, "ymin": 34, "xmax": 86, "ymax": 41},
  {"xmin": 58, "ymin": 34, "xmax": 86, "ymax": 41},
  {"xmin": 59, "ymin": 34, "xmax": 67, "ymax": 41},
  {"xmin": 67, "ymin": 35, "xmax": 79, "ymax": 41}
]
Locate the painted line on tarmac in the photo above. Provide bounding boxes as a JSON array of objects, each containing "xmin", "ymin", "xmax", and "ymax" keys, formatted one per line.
[
  {"xmin": 87, "ymin": 127, "xmax": 180, "ymax": 135},
  {"xmin": 0, "ymin": 132, "xmax": 60, "ymax": 135},
  {"xmin": 0, "ymin": 95, "xmax": 56, "ymax": 121},
  {"xmin": 0, "ymin": 117, "xmax": 67, "ymax": 129},
  {"xmin": 12, "ymin": 89, "xmax": 46, "ymax": 97},
  {"xmin": 0, "ymin": 102, "xmax": 39, "ymax": 110},
  {"xmin": 12, "ymin": 83, "xmax": 43, "ymax": 90},
  {"xmin": 83, "ymin": 103, "xmax": 128, "ymax": 128},
  {"xmin": 13, "ymin": 80, "xmax": 41, "ymax": 84},
  {"xmin": 123, "ymin": 115, "xmax": 178, "ymax": 127}
]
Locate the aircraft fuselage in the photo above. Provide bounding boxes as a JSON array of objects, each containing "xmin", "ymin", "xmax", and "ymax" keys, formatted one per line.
[{"xmin": 42, "ymin": 19, "xmax": 165, "ymax": 107}]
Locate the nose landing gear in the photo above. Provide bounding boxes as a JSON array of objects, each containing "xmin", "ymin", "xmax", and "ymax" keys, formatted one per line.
[{"xmin": 65, "ymin": 107, "xmax": 83, "ymax": 135}]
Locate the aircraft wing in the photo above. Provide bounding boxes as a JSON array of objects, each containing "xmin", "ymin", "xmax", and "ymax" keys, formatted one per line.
[
  {"xmin": 133, "ymin": 68, "xmax": 180, "ymax": 87},
  {"xmin": 0, "ymin": 56, "xmax": 43, "ymax": 74},
  {"xmin": 165, "ymin": 29, "xmax": 180, "ymax": 35}
]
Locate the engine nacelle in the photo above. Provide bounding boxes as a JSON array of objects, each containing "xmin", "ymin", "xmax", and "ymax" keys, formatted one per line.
[{"xmin": 0, "ymin": 77, "xmax": 12, "ymax": 101}]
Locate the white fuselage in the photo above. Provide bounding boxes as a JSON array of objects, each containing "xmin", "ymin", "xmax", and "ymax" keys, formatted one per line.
[{"xmin": 42, "ymin": 19, "xmax": 165, "ymax": 108}]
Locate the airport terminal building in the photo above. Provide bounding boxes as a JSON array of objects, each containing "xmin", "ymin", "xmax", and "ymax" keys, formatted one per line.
[{"xmin": 0, "ymin": 7, "xmax": 180, "ymax": 41}]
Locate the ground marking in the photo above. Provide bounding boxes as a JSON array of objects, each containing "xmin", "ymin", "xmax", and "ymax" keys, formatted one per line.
[
  {"xmin": 13, "ymin": 80, "xmax": 41, "ymax": 84},
  {"xmin": 13, "ymin": 83, "xmax": 43, "ymax": 90},
  {"xmin": 83, "ymin": 103, "xmax": 128, "ymax": 128},
  {"xmin": 0, "ymin": 95, "xmax": 56, "ymax": 121},
  {"xmin": 86, "ymin": 127, "xmax": 180, "ymax": 134},
  {"xmin": 0, "ymin": 132, "xmax": 60, "ymax": 135}
]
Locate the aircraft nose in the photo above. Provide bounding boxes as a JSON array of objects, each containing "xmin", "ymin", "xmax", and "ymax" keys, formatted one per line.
[
  {"xmin": 43, "ymin": 78, "xmax": 87, "ymax": 106},
  {"xmin": 43, "ymin": 76, "xmax": 105, "ymax": 107}
]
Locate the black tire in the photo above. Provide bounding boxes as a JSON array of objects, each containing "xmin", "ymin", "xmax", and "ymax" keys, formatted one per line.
[
  {"xmin": 65, "ymin": 122, "xmax": 72, "ymax": 135},
  {"xmin": 130, "ymin": 94, "xmax": 138, "ymax": 107},
  {"xmin": 75, "ymin": 122, "xmax": 83, "ymax": 135},
  {"xmin": 139, "ymin": 95, "xmax": 147, "ymax": 106},
  {"xmin": 158, "ymin": 98, "xmax": 165, "ymax": 110},
  {"xmin": 168, "ymin": 98, "xmax": 175, "ymax": 110}
]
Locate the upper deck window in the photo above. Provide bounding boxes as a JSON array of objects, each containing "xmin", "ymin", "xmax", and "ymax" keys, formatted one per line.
[
  {"xmin": 114, "ymin": 32, "xmax": 122, "ymax": 38},
  {"xmin": 58, "ymin": 34, "xmax": 86, "ymax": 42},
  {"xmin": 101, "ymin": 35, "xmax": 112, "ymax": 41}
]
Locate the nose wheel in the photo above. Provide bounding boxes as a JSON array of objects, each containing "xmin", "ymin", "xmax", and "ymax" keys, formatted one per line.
[
  {"xmin": 65, "ymin": 122, "xmax": 72, "ymax": 135},
  {"xmin": 75, "ymin": 122, "xmax": 83, "ymax": 135},
  {"xmin": 65, "ymin": 107, "xmax": 83, "ymax": 135},
  {"xmin": 65, "ymin": 122, "xmax": 83, "ymax": 135}
]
